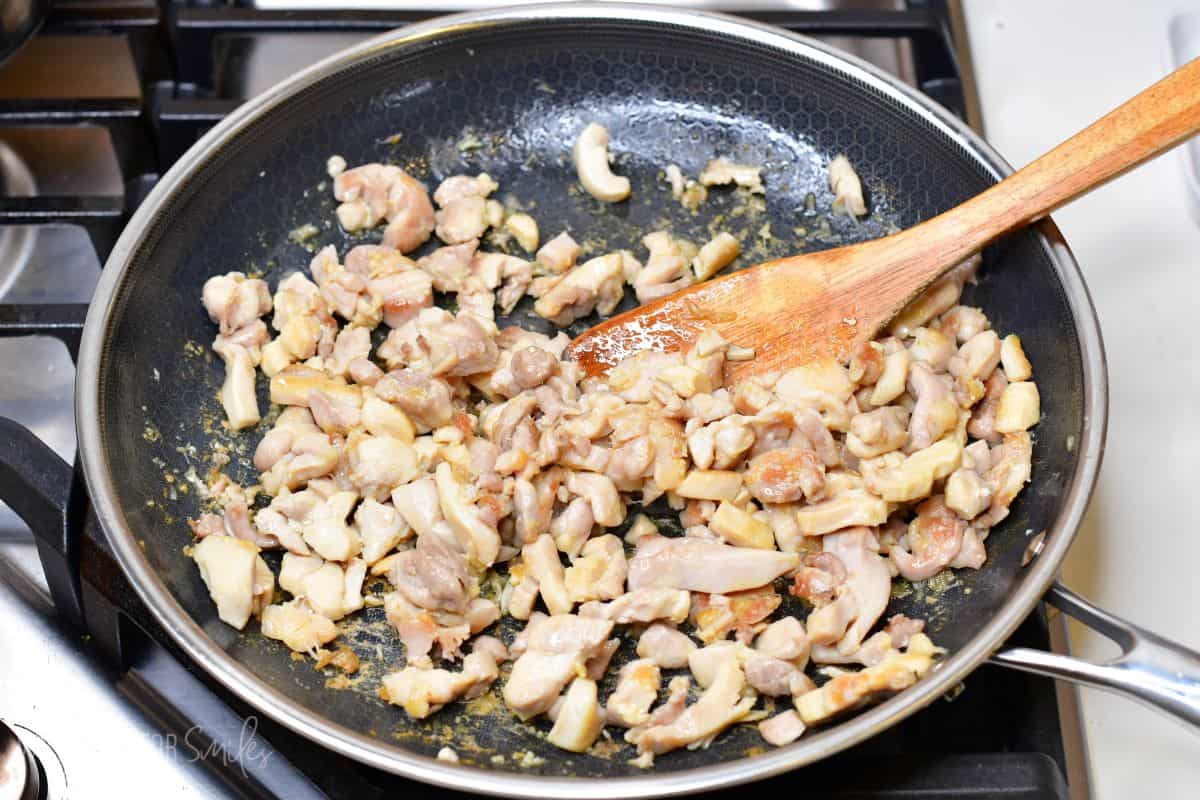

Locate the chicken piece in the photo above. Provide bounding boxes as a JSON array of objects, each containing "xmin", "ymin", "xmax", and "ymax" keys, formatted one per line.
[
  {"xmin": 759, "ymin": 710, "xmax": 806, "ymax": 747},
  {"xmin": 325, "ymin": 326, "xmax": 372, "ymax": 379},
  {"xmin": 548, "ymin": 678, "xmax": 605, "ymax": 752},
  {"xmin": 435, "ymin": 462, "xmax": 501, "ymax": 568},
  {"xmin": 755, "ymin": 617, "xmax": 810, "ymax": 668},
  {"xmin": 309, "ymin": 245, "xmax": 381, "ymax": 328},
  {"xmin": 380, "ymin": 651, "xmax": 499, "ymax": 719},
  {"xmin": 890, "ymin": 496, "xmax": 966, "ymax": 581},
  {"xmin": 810, "ymin": 630, "xmax": 896, "ymax": 667},
  {"xmin": 534, "ymin": 253, "xmax": 625, "ymax": 325},
  {"xmin": 390, "ymin": 476, "xmax": 442, "ymax": 537},
  {"xmin": 212, "ymin": 338, "xmax": 261, "ymax": 430},
  {"xmin": 202, "ymin": 272, "xmax": 272, "ymax": 335},
  {"xmin": 352, "ymin": 499, "xmax": 409, "ymax": 564},
  {"xmin": 828, "ymin": 154, "xmax": 867, "ymax": 217},
  {"xmin": 637, "ymin": 623, "xmax": 697, "ymax": 668},
  {"xmin": 888, "ymin": 254, "xmax": 979, "ymax": 337},
  {"xmin": 606, "ymin": 660, "xmax": 662, "ymax": 727},
  {"xmin": 846, "ymin": 406, "xmax": 910, "ymax": 460},
  {"xmin": 936, "ymin": 305, "xmax": 989, "ymax": 344},
  {"xmin": 333, "ymin": 163, "xmax": 435, "ymax": 253},
  {"xmin": 301, "ymin": 491, "xmax": 362, "ymax": 562},
  {"xmin": 634, "ymin": 231, "xmax": 695, "ymax": 304},
  {"xmin": 795, "ymin": 634, "xmax": 938, "ymax": 725},
  {"xmin": 907, "ymin": 363, "xmax": 958, "ymax": 452},
  {"xmin": 699, "ymin": 158, "xmax": 764, "ymax": 194},
  {"xmin": 260, "ymin": 599, "xmax": 339, "ymax": 653},
  {"xmin": 792, "ymin": 471, "xmax": 889, "ymax": 535},
  {"xmin": 190, "ymin": 500, "xmax": 278, "ymax": 550},
  {"xmin": 535, "ymin": 231, "xmax": 581, "ymax": 274},
  {"xmin": 417, "ymin": 308, "xmax": 499, "ymax": 377},
  {"xmin": 388, "ymin": 533, "xmax": 473, "ymax": 614},
  {"xmin": 564, "ymin": 471, "xmax": 624, "ymax": 528},
  {"xmin": 579, "ymin": 588, "xmax": 690, "ymax": 625},
  {"xmin": 822, "ymin": 528, "xmax": 891, "ymax": 654},
  {"xmin": 435, "ymin": 196, "xmax": 487, "ymax": 244},
  {"xmin": 346, "ymin": 431, "xmax": 418, "ymax": 502},
  {"xmin": 502, "ymin": 614, "xmax": 615, "ymax": 719},
  {"xmin": 884, "ymin": 614, "xmax": 925, "ymax": 649},
  {"xmin": 192, "ymin": 535, "xmax": 272, "ymax": 629},
  {"xmin": 743, "ymin": 447, "xmax": 825, "ymax": 504},
  {"xmin": 948, "ymin": 330, "xmax": 1001, "ymax": 382},
  {"xmin": 433, "ymin": 173, "xmax": 498, "ymax": 206},
  {"xmin": 382, "ymin": 590, "xmax": 491, "ymax": 664},
  {"xmin": 278, "ymin": 553, "xmax": 365, "ymax": 621},
  {"xmin": 789, "ymin": 552, "xmax": 847, "ymax": 607},
  {"xmin": 522, "ymin": 533, "xmax": 572, "ymax": 615},
  {"xmin": 689, "ymin": 585, "xmax": 781, "ymax": 644},
  {"xmin": 978, "ymin": 431, "xmax": 1032, "ymax": 527},
  {"xmin": 859, "ymin": 439, "xmax": 962, "ymax": 504},
  {"xmin": 773, "ymin": 362, "xmax": 854, "ymax": 431},
  {"xmin": 374, "ymin": 368, "xmax": 455, "ymax": 432},
  {"xmin": 632, "ymin": 659, "xmax": 756, "ymax": 755},
  {"xmin": 963, "ymin": 366, "xmax": 1005, "ymax": 442},
  {"xmin": 627, "ymin": 535, "xmax": 798, "ymax": 594},
  {"xmin": 563, "ymin": 535, "xmax": 627, "ymax": 603},
  {"xmin": 692, "ymin": 232, "xmax": 740, "ymax": 282},
  {"xmin": 511, "ymin": 346, "xmax": 559, "ymax": 390}
]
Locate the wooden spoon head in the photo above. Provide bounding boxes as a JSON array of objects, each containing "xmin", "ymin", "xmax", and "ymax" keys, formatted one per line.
[{"xmin": 568, "ymin": 242, "xmax": 895, "ymax": 381}]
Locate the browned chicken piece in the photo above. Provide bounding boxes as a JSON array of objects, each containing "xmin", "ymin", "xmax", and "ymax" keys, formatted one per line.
[
  {"xmin": 790, "ymin": 552, "xmax": 847, "ymax": 607},
  {"xmin": 743, "ymin": 447, "xmax": 825, "ymax": 504},
  {"xmin": 333, "ymin": 163, "xmax": 435, "ymax": 253},
  {"xmin": 380, "ymin": 651, "xmax": 500, "ymax": 719},
  {"xmin": 890, "ymin": 496, "xmax": 967, "ymax": 581},
  {"xmin": 795, "ymin": 634, "xmax": 938, "ymax": 725},
  {"xmin": 260, "ymin": 598, "xmax": 339, "ymax": 652},
  {"xmin": 689, "ymin": 586, "xmax": 781, "ymax": 644},
  {"xmin": 564, "ymin": 535, "xmax": 627, "ymax": 603},
  {"xmin": 606, "ymin": 659, "xmax": 662, "ymax": 727},
  {"xmin": 191, "ymin": 535, "xmax": 274, "ymax": 629},
  {"xmin": 631, "ymin": 658, "xmax": 755, "ymax": 756},
  {"xmin": 636, "ymin": 623, "xmax": 697, "ymax": 669},
  {"xmin": 628, "ymin": 535, "xmax": 798, "ymax": 594},
  {"xmin": 534, "ymin": 253, "xmax": 626, "ymax": 326}
]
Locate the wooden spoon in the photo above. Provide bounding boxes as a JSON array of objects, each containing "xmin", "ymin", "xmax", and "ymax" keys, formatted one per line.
[{"xmin": 569, "ymin": 58, "xmax": 1200, "ymax": 380}]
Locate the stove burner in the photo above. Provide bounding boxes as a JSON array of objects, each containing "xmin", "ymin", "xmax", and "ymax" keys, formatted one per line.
[
  {"xmin": 0, "ymin": 719, "xmax": 41, "ymax": 800},
  {"xmin": 0, "ymin": 141, "xmax": 37, "ymax": 301}
]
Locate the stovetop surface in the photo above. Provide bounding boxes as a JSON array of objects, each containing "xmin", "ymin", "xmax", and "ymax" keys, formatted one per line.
[{"xmin": 0, "ymin": 3, "xmax": 1075, "ymax": 798}]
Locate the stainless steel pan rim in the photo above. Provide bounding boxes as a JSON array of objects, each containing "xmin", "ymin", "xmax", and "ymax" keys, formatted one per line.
[{"xmin": 74, "ymin": 4, "xmax": 1108, "ymax": 797}]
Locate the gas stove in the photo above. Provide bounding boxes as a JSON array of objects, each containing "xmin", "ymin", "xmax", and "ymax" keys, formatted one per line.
[{"xmin": 0, "ymin": 3, "xmax": 1087, "ymax": 798}]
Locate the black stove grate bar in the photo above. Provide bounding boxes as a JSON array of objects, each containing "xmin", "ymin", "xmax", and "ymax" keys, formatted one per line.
[
  {"xmin": 0, "ymin": 195, "xmax": 126, "ymax": 265},
  {"xmin": 0, "ymin": 303, "xmax": 90, "ymax": 361}
]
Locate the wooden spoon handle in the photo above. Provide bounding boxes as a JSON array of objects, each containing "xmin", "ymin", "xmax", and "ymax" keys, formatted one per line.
[{"xmin": 918, "ymin": 56, "xmax": 1200, "ymax": 263}]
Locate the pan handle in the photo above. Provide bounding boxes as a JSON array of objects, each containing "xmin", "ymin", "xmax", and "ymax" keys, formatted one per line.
[
  {"xmin": 0, "ymin": 416, "xmax": 84, "ymax": 626},
  {"xmin": 990, "ymin": 582, "xmax": 1200, "ymax": 732}
]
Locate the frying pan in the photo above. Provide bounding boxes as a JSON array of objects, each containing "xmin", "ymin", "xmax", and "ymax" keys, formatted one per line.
[{"xmin": 3, "ymin": 3, "xmax": 1196, "ymax": 796}]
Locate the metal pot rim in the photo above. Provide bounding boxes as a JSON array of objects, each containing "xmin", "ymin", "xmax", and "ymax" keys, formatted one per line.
[{"xmin": 74, "ymin": 4, "xmax": 1108, "ymax": 797}]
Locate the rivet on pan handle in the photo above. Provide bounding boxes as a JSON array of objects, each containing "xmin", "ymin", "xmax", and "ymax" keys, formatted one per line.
[{"xmin": 990, "ymin": 583, "xmax": 1200, "ymax": 732}]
